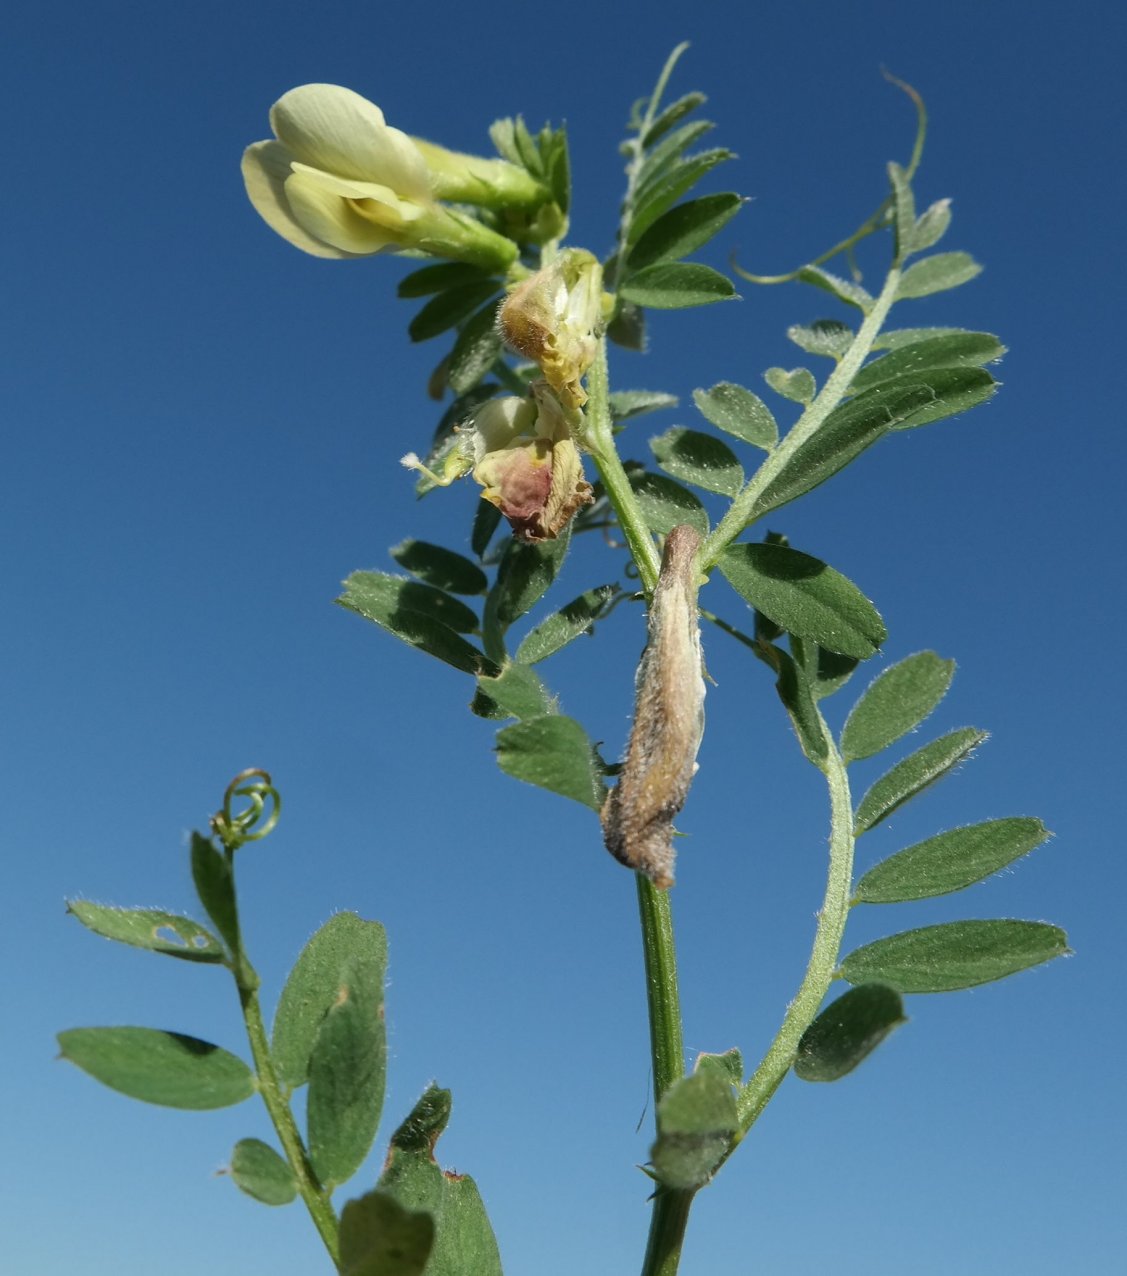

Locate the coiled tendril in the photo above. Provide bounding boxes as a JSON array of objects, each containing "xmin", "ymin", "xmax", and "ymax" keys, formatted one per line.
[{"xmin": 210, "ymin": 768, "xmax": 281, "ymax": 850}]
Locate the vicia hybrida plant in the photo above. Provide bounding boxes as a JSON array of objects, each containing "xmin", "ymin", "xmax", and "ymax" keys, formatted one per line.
[{"xmin": 61, "ymin": 47, "xmax": 1067, "ymax": 1276}]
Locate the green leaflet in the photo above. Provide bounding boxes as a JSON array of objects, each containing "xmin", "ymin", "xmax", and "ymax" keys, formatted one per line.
[
  {"xmin": 495, "ymin": 713, "xmax": 607, "ymax": 811},
  {"xmin": 339, "ymin": 1191, "xmax": 435, "ymax": 1276},
  {"xmin": 896, "ymin": 251, "xmax": 982, "ymax": 300},
  {"xmin": 840, "ymin": 651, "xmax": 955, "ymax": 762},
  {"xmin": 306, "ymin": 951, "xmax": 387, "ymax": 1189},
  {"xmin": 515, "ymin": 585, "xmax": 618, "ymax": 664},
  {"xmin": 650, "ymin": 426, "xmax": 744, "ymax": 496},
  {"xmin": 629, "ymin": 470, "xmax": 710, "ymax": 536},
  {"xmin": 627, "ymin": 192, "xmax": 743, "ymax": 271},
  {"xmin": 66, "ymin": 901, "xmax": 225, "ymax": 964},
  {"xmin": 794, "ymin": 984, "xmax": 906, "ymax": 1082},
  {"xmin": 719, "ymin": 542, "xmax": 886, "ymax": 660},
  {"xmin": 272, "ymin": 913, "xmax": 388, "ymax": 1091},
  {"xmin": 693, "ymin": 381, "xmax": 778, "ymax": 450},
  {"xmin": 57, "ymin": 1027, "xmax": 255, "ymax": 1110},
  {"xmin": 373, "ymin": 1086, "xmax": 503, "ymax": 1276},
  {"xmin": 338, "ymin": 573, "xmax": 494, "ymax": 677},
  {"xmin": 854, "ymin": 728, "xmax": 987, "ymax": 833},
  {"xmin": 390, "ymin": 540, "xmax": 488, "ymax": 596},
  {"xmin": 840, "ymin": 920, "xmax": 1070, "ymax": 993},
  {"xmin": 854, "ymin": 818, "xmax": 1052, "ymax": 903},
  {"xmin": 229, "ymin": 1138, "xmax": 297, "ymax": 1206},
  {"xmin": 619, "ymin": 262, "xmax": 737, "ymax": 309}
]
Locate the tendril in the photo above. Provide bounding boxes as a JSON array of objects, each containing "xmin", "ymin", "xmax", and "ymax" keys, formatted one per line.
[{"xmin": 211, "ymin": 768, "xmax": 281, "ymax": 850}]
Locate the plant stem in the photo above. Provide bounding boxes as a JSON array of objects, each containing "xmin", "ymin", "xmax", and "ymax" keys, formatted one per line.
[
  {"xmin": 584, "ymin": 336, "xmax": 662, "ymax": 591},
  {"xmin": 635, "ymin": 875, "xmax": 694, "ymax": 1276},
  {"xmin": 636, "ymin": 876, "xmax": 686, "ymax": 1103},
  {"xmin": 700, "ymin": 264, "xmax": 903, "ymax": 571},
  {"xmin": 731, "ymin": 724, "xmax": 857, "ymax": 1148},
  {"xmin": 237, "ymin": 970, "xmax": 341, "ymax": 1266},
  {"xmin": 640, "ymin": 1186, "xmax": 695, "ymax": 1276}
]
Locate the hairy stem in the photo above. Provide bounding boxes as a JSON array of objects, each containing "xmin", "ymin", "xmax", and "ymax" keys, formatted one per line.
[
  {"xmin": 700, "ymin": 264, "xmax": 903, "ymax": 571},
  {"xmin": 237, "ymin": 970, "xmax": 341, "ymax": 1266},
  {"xmin": 584, "ymin": 336, "xmax": 662, "ymax": 591},
  {"xmin": 731, "ymin": 722, "xmax": 856, "ymax": 1148}
]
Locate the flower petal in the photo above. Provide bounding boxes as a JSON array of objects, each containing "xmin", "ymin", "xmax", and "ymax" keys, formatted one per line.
[
  {"xmin": 241, "ymin": 141, "xmax": 359, "ymax": 259},
  {"xmin": 270, "ymin": 84, "xmax": 431, "ymax": 200},
  {"xmin": 284, "ymin": 169, "xmax": 399, "ymax": 255},
  {"xmin": 288, "ymin": 162, "xmax": 425, "ymax": 223}
]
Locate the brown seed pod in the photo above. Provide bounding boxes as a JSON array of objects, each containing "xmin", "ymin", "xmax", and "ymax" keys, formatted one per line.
[{"xmin": 601, "ymin": 525, "xmax": 706, "ymax": 888}]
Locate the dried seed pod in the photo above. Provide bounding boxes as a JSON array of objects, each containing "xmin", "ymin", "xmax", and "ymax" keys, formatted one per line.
[{"xmin": 601, "ymin": 525, "xmax": 706, "ymax": 888}]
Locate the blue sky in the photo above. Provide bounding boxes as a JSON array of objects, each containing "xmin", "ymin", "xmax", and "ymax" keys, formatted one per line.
[{"xmin": 6, "ymin": 1, "xmax": 1125, "ymax": 1272}]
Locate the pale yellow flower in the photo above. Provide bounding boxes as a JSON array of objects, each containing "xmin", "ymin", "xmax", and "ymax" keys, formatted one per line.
[{"xmin": 241, "ymin": 84, "xmax": 529, "ymax": 270}]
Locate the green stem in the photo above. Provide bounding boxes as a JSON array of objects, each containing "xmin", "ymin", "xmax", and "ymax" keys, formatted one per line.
[
  {"xmin": 584, "ymin": 336, "xmax": 662, "ymax": 591},
  {"xmin": 237, "ymin": 970, "xmax": 341, "ymax": 1266},
  {"xmin": 640, "ymin": 1186, "xmax": 695, "ymax": 1276},
  {"xmin": 635, "ymin": 876, "xmax": 693, "ymax": 1276},
  {"xmin": 636, "ymin": 876, "xmax": 686, "ymax": 1102},
  {"xmin": 700, "ymin": 264, "xmax": 903, "ymax": 572},
  {"xmin": 730, "ymin": 724, "xmax": 856, "ymax": 1149}
]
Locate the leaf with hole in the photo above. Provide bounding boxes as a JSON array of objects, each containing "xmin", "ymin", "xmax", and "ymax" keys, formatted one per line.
[
  {"xmin": 840, "ymin": 920, "xmax": 1070, "ymax": 992},
  {"xmin": 854, "ymin": 818, "xmax": 1051, "ymax": 903},
  {"xmin": 854, "ymin": 727, "xmax": 987, "ymax": 833},
  {"xmin": 650, "ymin": 426, "xmax": 744, "ymax": 496},
  {"xmin": 719, "ymin": 542, "xmax": 886, "ymax": 659},
  {"xmin": 840, "ymin": 651, "xmax": 955, "ymax": 761},
  {"xmin": 57, "ymin": 1027, "xmax": 255, "ymax": 1109},
  {"xmin": 66, "ymin": 901, "xmax": 225, "ymax": 964},
  {"xmin": 794, "ymin": 984, "xmax": 906, "ymax": 1081}
]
